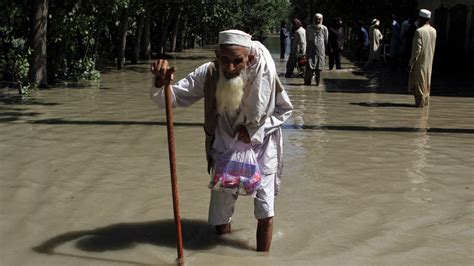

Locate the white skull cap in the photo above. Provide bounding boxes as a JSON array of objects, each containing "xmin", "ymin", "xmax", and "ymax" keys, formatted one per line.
[
  {"xmin": 419, "ymin": 9, "xmax": 431, "ymax": 19},
  {"xmin": 218, "ymin": 29, "xmax": 252, "ymax": 48}
]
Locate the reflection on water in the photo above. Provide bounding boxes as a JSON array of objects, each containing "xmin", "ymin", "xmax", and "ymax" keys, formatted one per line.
[
  {"xmin": 313, "ymin": 88, "xmax": 329, "ymax": 160},
  {"xmin": 405, "ymin": 107, "xmax": 432, "ymax": 203},
  {"xmin": 0, "ymin": 37, "xmax": 473, "ymax": 265}
]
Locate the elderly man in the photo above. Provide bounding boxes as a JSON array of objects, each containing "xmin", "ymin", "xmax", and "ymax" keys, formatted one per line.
[
  {"xmin": 408, "ymin": 9, "xmax": 436, "ymax": 107},
  {"xmin": 304, "ymin": 13, "xmax": 328, "ymax": 85},
  {"xmin": 150, "ymin": 29, "xmax": 293, "ymax": 252}
]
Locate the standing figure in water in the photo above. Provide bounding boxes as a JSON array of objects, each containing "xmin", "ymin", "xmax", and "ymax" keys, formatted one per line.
[
  {"xmin": 285, "ymin": 18, "xmax": 306, "ymax": 78},
  {"xmin": 408, "ymin": 9, "xmax": 436, "ymax": 108},
  {"xmin": 280, "ymin": 21, "xmax": 289, "ymax": 60},
  {"xmin": 150, "ymin": 29, "xmax": 293, "ymax": 252},
  {"xmin": 304, "ymin": 13, "xmax": 328, "ymax": 85}
]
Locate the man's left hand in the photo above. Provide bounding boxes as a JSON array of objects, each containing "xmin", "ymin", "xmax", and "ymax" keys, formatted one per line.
[{"xmin": 236, "ymin": 126, "xmax": 251, "ymax": 144}]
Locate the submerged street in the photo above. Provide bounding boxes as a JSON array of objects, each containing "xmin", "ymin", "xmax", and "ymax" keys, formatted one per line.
[{"xmin": 1, "ymin": 39, "xmax": 473, "ymax": 265}]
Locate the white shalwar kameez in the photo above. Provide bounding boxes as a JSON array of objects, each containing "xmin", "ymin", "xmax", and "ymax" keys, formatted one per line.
[{"xmin": 151, "ymin": 41, "xmax": 293, "ymax": 225}]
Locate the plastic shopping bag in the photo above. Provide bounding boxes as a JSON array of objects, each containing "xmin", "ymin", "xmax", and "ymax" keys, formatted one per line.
[{"xmin": 210, "ymin": 141, "xmax": 262, "ymax": 196}]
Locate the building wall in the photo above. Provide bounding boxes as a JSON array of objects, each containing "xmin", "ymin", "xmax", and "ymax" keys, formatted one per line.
[{"xmin": 418, "ymin": 0, "xmax": 473, "ymax": 69}]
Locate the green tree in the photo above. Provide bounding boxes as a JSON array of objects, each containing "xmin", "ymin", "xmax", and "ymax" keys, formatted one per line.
[
  {"xmin": 2, "ymin": 0, "xmax": 292, "ymax": 93},
  {"xmin": 0, "ymin": 0, "xmax": 33, "ymax": 93}
]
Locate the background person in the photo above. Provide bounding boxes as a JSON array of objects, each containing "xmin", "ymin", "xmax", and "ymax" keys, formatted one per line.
[
  {"xmin": 285, "ymin": 18, "xmax": 306, "ymax": 78},
  {"xmin": 328, "ymin": 17, "xmax": 344, "ymax": 70},
  {"xmin": 389, "ymin": 13, "xmax": 402, "ymax": 70},
  {"xmin": 304, "ymin": 13, "xmax": 328, "ymax": 85},
  {"xmin": 280, "ymin": 21, "xmax": 289, "ymax": 60},
  {"xmin": 365, "ymin": 19, "xmax": 383, "ymax": 69},
  {"xmin": 356, "ymin": 20, "xmax": 369, "ymax": 62},
  {"xmin": 408, "ymin": 9, "xmax": 436, "ymax": 107}
]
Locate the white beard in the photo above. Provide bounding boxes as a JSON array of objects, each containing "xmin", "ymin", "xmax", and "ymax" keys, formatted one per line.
[{"xmin": 216, "ymin": 69, "xmax": 246, "ymax": 115}]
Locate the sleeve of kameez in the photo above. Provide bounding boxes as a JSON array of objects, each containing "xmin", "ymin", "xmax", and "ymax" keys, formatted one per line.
[
  {"xmin": 409, "ymin": 30, "xmax": 422, "ymax": 70},
  {"xmin": 150, "ymin": 62, "xmax": 208, "ymax": 108},
  {"xmin": 300, "ymin": 30, "xmax": 307, "ymax": 54},
  {"xmin": 242, "ymin": 61, "xmax": 273, "ymax": 145},
  {"xmin": 324, "ymin": 27, "xmax": 329, "ymax": 46},
  {"xmin": 263, "ymin": 90, "xmax": 293, "ymax": 135}
]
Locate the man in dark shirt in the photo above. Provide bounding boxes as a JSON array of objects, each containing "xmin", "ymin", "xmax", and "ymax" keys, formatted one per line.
[
  {"xmin": 279, "ymin": 21, "xmax": 289, "ymax": 60},
  {"xmin": 328, "ymin": 17, "xmax": 344, "ymax": 70},
  {"xmin": 356, "ymin": 20, "xmax": 369, "ymax": 62}
]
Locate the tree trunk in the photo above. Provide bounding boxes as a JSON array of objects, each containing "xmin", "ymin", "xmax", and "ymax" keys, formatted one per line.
[
  {"xmin": 29, "ymin": 0, "xmax": 48, "ymax": 87},
  {"xmin": 131, "ymin": 12, "xmax": 144, "ymax": 64},
  {"xmin": 177, "ymin": 16, "xmax": 187, "ymax": 51},
  {"xmin": 141, "ymin": 8, "xmax": 151, "ymax": 60},
  {"xmin": 156, "ymin": 16, "xmax": 165, "ymax": 55},
  {"xmin": 159, "ymin": 10, "xmax": 174, "ymax": 55},
  {"xmin": 170, "ymin": 13, "xmax": 181, "ymax": 52},
  {"xmin": 51, "ymin": 38, "xmax": 67, "ymax": 80},
  {"xmin": 116, "ymin": 7, "xmax": 129, "ymax": 70},
  {"xmin": 93, "ymin": 22, "xmax": 101, "ymax": 64}
]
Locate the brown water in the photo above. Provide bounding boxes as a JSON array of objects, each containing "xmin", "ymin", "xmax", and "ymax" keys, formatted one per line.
[{"xmin": 1, "ymin": 38, "xmax": 473, "ymax": 265}]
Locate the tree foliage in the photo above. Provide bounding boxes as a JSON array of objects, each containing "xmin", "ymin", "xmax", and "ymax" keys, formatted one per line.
[
  {"xmin": 288, "ymin": 0, "xmax": 417, "ymax": 26},
  {"xmin": 1, "ymin": 0, "xmax": 32, "ymax": 93},
  {"xmin": 1, "ymin": 0, "xmax": 289, "ymax": 91}
]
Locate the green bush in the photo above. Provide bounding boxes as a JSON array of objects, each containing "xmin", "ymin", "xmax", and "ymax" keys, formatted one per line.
[{"xmin": 70, "ymin": 57, "xmax": 100, "ymax": 81}]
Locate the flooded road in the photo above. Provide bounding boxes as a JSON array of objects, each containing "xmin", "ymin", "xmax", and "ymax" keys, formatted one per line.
[{"xmin": 1, "ymin": 38, "xmax": 473, "ymax": 265}]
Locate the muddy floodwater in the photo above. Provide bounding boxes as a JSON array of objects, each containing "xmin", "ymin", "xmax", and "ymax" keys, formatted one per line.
[{"xmin": 1, "ymin": 37, "xmax": 473, "ymax": 265}]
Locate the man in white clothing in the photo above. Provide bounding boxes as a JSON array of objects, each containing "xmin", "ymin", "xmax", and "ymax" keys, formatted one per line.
[
  {"xmin": 305, "ymin": 13, "xmax": 328, "ymax": 85},
  {"xmin": 150, "ymin": 29, "xmax": 293, "ymax": 252},
  {"xmin": 408, "ymin": 9, "xmax": 436, "ymax": 107},
  {"xmin": 365, "ymin": 19, "xmax": 383, "ymax": 69}
]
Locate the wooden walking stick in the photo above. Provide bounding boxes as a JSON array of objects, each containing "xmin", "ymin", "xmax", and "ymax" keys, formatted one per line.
[{"xmin": 163, "ymin": 67, "xmax": 184, "ymax": 263}]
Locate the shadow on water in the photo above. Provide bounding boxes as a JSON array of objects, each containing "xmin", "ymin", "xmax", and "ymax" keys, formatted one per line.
[
  {"xmin": 324, "ymin": 75, "xmax": 474, "ymax": 97},
  {"xmin": 281, "ymin": 124, "xmax": 474, "ymax": 134},
  {"xmin": 0, "ymin": 106, "xmax": 28, "ymax": 111},
  {"xmin": 0, "ymin": 93, "xmax": 60, "ymax": 106},
  {"xmin": 33, "ymin": 219, "xmax": 252, "ymax": 265},
  {"xmin": 351, "ymin": 70, "xmax": 365, "ymax": 76},
  {"xmin": 283, "ymin": 82, "xmax": 309, "ymax": 86},
  {"xmin": 323, "ymin": 78, "xmax": 408, "ymax": 94},
  {"xmin": 123, "ymin": 66, "xmax": 151, "ymax": 74},
  {"xmin": 350, "ymin": 102, "xmax": 416, "ymax": 108},
  {"xmin": 24, "ymin": 118, "xmax": 474, "ymax": 134},
  {"xmin": 0, "ymin": 94, "xmax": 59, "ymax": 122},
  {"xmin": 343, "ymin": 55, "xmax": 474, "ymax": 97},
  {"xmin": 27, "ymin": 118, "xmax": 204, "ymax": 127},
  {"xmin": 0, "ymin": 110, "xmax": 41, "ymax": 122}
]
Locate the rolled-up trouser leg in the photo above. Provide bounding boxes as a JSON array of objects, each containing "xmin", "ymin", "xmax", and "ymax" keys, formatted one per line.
[
  {"xmin": 285, "ymin": 53, "xmax": 297, "ymax": 77},
  {"xmin": 304, "ymin": 66, "xmax": 313, "ymax": 85},
  {"xmin": 315, "ymin": 70, "xmax": 321, "ymax": 85},
  {"xmin": 413, "ymin": 85, "xmax": 429, "ymax": 108}
]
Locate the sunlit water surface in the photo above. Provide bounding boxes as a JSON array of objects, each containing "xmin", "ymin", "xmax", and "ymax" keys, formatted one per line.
[{"xmin": 1, "ymin": 37, "xmax": 473, "ymax": 265}]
